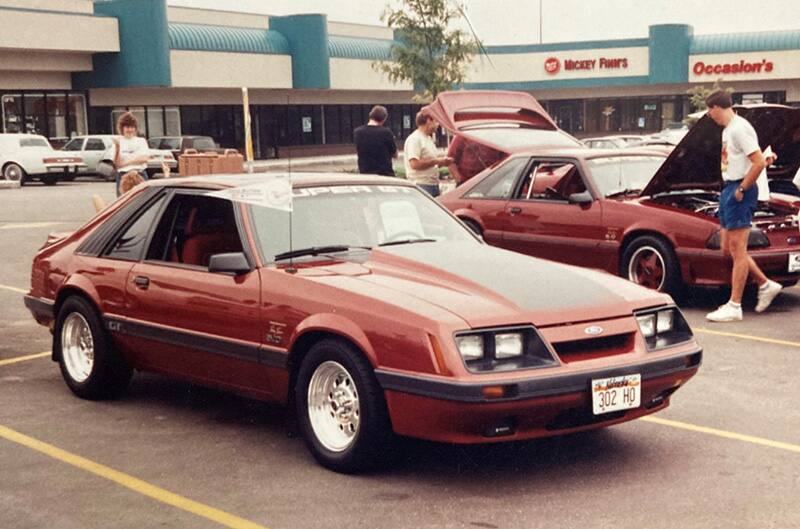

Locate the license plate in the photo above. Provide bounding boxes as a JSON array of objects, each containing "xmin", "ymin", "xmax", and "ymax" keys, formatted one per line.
[
  {"xmin": 789, "ymin": 252, "xmax": 800, "ymax": 273},
  {"xmin": 591, "ymin": 374, "xmax": 641, "ymax": 415}
]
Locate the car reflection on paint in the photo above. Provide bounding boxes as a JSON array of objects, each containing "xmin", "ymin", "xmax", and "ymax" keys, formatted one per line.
[{"xmin": 25, "ymin": 172, "xmax": 701, "ymax": 472}]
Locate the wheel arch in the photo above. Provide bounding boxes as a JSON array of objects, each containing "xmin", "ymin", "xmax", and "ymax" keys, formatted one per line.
[{"xmin": 454, "ymin": 210, "xmax": 484, "ymax": 233}]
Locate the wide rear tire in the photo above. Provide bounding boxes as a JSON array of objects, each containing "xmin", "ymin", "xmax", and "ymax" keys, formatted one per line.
[{"xmin": 54, "ymin": 296, "xmax": 133, "ymax": 400}]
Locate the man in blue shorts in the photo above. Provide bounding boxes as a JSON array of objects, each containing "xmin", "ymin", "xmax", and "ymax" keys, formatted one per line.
[{"xmin": 705, "ymin": 90, "xmax": 782, "ymax": 322}]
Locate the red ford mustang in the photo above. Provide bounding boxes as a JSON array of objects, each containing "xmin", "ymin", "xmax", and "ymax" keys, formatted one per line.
[
  {"xmin": 432, "ymin": 91, "xmax": 800, "ymax": 294},
  {"xmin": 25, "ymin": 173, "xmax": 701, "ymax": 472}
]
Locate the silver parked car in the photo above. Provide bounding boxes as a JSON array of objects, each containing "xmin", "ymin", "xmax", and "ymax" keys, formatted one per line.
[{"xmin": 61, "ymin": 135, "xmax": 177, "ymax": 181}]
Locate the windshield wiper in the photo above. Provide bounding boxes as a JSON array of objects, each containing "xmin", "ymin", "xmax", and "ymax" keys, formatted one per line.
[
  {"xmin": 274, "ymin": 245, "xmax": 371, "ymax": 261},
  {"xmin": 378, "ymin": 238, "xmax": 437, "ymax": 247}
]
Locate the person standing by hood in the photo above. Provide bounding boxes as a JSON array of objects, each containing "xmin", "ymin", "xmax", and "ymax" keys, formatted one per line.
[
  {"xmin": 705, "ymin": 91, "xmax": 782, "ymax": 322},
  {"xmin": 354, "ymin": 105, "xmax": 398, "ymax": 177},
  {"xmin": 403, "ymin": 111, "xmax": 451, "ymax": 197},
  {"xmin": 112, "ymin": 112, "xmax": 150, "ymax": 197}
]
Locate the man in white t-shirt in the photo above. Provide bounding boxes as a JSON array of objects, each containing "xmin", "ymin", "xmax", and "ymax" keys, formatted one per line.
[
  {"xmin": 403, "ymin": 112, "xmax": 452, "ymax": 197},
  {"xmin": 705, "ymin": 91, "xmax": 782, "ymax": 322}
]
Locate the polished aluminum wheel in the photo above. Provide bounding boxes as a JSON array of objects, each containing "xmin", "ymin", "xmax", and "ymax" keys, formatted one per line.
[
  {"xmin": 307, "ymin": 361, "xmax": 360, "ymax": 452},
  {"xmin": 61, "ymin": 312, "xmax": 95, "ymax": 383},
  {"xmin": 628, "ymin": 246, "xmax": 666, "ymax": 291}
]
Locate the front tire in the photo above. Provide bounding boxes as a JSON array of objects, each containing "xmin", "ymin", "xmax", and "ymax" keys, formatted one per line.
[
  {"xmin": 621, "ymin": 235, "xmax": 682, "ymax": 294},
  {"xmin": 41, "ymin": 174, "xmax": 58, "ymax": 186},
  {"xmin": 54, "ymin": 296, "xmax": 133, "ymax": 400},
  {"xmin": 295, "ymin": 339, "xmax": 393, "ymax": 473}
]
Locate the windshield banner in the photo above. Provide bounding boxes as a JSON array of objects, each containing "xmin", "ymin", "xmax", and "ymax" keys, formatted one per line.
[{"xmin": 207, "ymin": 175, "xmax": 293, "ymax": 211}]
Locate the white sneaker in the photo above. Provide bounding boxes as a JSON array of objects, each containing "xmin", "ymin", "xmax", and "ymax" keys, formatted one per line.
[
  {"xmin": 706, "ymin": 303, "xmax": 743, "ymax": 322},
  {"xmin": 755, "ymin": 280, "xmax": 782, "ymax": 313}
]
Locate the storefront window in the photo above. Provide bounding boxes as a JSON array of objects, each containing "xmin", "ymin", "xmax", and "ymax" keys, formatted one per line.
[
  {"xmin": 147, "ymin": 107, "xmax": 165, "ymax": 137},
  {"xmin": 23, "ymin": 94, "xmax": 46, "ymax": 135},
  {"xmin": 68, "ymin": 94, "xmax": 87, "ymax": 137},
  {"xmin": 47, "ymin": 94, "xmax": 67, "ymax": 140},
  {"xmin": 2, "ymin": 95, "xmax": 22, "ymax": 133},
  {"xmin": 165, "ymin": 107, "xmax": 181, "ymax": 136}
]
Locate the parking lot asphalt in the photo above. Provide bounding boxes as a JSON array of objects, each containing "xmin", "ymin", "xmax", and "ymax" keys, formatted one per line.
[{"xmin": 1, "ymin": 179, "xmax": 799, "ymax": 529}]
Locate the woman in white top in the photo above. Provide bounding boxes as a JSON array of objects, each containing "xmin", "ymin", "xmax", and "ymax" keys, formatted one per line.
[{"xmin": 112, "ymin": 112, "xmax": 150, "ymax": 196}]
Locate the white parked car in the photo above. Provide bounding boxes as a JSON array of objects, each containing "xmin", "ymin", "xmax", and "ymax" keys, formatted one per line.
[
  {"xmin": 0, "ymin": 133, "xmax": 85, "ymax": 186},
  {"xmin": 61, "ymin": 135, "xmax": 177, "ymax": 180}
]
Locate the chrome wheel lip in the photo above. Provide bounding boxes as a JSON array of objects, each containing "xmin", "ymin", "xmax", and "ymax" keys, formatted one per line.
[
  {"xmin": 627, "ymin": 245, "xmax": 666, "ymax": 291},
  {"xmin": 307, "ymin": 360, "xmax": 360, "ymax": 453},
  {"xmin": 61, "ymin": 312, "xmax": 94, "ymax": 383},
  {"xmin": 4, "ymin": 164, "xmax": 22, "ymax": 182}
]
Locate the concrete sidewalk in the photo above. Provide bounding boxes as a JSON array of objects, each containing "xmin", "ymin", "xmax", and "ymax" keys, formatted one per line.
[{"xmin": 251, "ymin": 154, "xmax": 358, "ymax": 172}]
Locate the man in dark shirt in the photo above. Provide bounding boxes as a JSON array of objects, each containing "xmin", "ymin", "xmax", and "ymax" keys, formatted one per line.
[{"xmin": 354, "ymin": 105, "xmax": 398, "ymax": 176}]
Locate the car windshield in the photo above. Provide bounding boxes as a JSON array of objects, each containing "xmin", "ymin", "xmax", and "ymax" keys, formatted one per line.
[
  {"xmin": 249, "ymin": 184, "xmax": 477, "ymax": 263},
  {"xmin": 20, "ymin": 137, "xmax": 50, "ymax": 148},
  {"xmin": 586, "ymin": 155, "xmax": 666, "ymax": 197},
  {"xmin": 464, "ymin": 127, "xmax": 582, "ymax": 150}
]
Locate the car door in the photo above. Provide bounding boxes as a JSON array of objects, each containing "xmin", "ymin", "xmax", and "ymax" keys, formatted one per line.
[
  {"xmin": 501, "ymin": 158, "xmax": 606, "ymax": 268},
  {"xmin": 118, "ymin": 190, "xmax": 274, "ymax": 397},
  {"xmin": 82, "ymin": 138, "xmax": 108, "ymax": 172}
]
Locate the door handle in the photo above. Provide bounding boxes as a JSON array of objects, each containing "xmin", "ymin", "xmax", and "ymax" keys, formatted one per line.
[
  {"xmin": 133, "ymin": 276, "xmax": 150, "ymax": 289},
  {"xmin": 509, "ymin": 207, "xmax": 522, "ymax": 215}
]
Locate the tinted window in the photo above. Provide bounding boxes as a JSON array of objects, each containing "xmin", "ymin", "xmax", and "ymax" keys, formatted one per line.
[
  {"xmin": 516, "ymin": 161, "xmax": 586, "ymax": 200},
  {"xmin": 20, "ymin": 137, "xmax": 50, "ymax": 148},
  {"xmin": 147, "ymin": 138, "xmax": 160, "ymax": 148},
  {"xmin": 192, "ymin": 137, "xmax": 216, "ymax": 150},
  {"xmin": 62, "ymin": 138, "xmax": 84, "ymax": 151},
  {"xmin": 85, "ymin": 139, "xmax": 106, "ymax": 151},
  {"xmin": 105, "ymin": 194, "xmax": 166, "ymax": 261},
  {"xmin": 464, "ymin": 157, "xmax": 527, "ymax": 199},
  {"xmin": 147, "ymin": 194, "xmax": 243, "ymax": 267}
]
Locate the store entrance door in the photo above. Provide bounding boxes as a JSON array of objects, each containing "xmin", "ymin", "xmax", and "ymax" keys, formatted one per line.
[{"xmin": 549, "ymin": 100, "xmax": 583, "ymax": 134}]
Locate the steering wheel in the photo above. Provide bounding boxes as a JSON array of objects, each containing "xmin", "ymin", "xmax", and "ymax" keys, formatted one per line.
[{"xmin": 384, "ymin": 230, "xmax": 424, "ymax": 243}]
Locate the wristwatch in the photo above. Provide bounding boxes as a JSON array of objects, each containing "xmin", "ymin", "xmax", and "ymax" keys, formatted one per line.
[{"xmin": 738, "ymin": 185, "xmax": 746, "ymax": 194}]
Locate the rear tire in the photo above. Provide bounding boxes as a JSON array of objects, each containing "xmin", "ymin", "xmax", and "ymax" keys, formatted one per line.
[
  {"xmin": 54, "ymin": 296, "xmax": 133, "ymax": 400},
  {"xmin": 621, "ymin": 235, "xmax": 683, "ymax": 295},
  {"xmin": 295, "ymin": 339, "xmax": 394, "ymax": 473},
  {"xmin": 3, "ymin": 162, "xmax": 25, "ymax": 183}
]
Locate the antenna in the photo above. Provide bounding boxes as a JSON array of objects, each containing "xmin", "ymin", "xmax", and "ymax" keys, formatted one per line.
[{"xmin": 286, "ymin": 92, "xmax": 297, "ymax": 274}]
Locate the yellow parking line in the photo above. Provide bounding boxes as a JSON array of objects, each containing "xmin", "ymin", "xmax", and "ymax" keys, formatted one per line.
[
  {"xmin": 0, "ymin": 424, "xmax": 270, "ymax": 529},
  {"xmin": 694, "ymin": 327, "xmax": 800, "ymax": 348},
  {"xmin": 0, "ymin": 221, "xmax": 62, "ymax": 230},
  {"xmin": 0, "ymin": 284, "xmax": 27, "ymax": 295},
  {"xmin": 642, "ymin": 416, "xmax": 800, "ymax": 454},
  {"xmin": 0, "ymin": 351, "xmax": 50, "ymax": 367}
]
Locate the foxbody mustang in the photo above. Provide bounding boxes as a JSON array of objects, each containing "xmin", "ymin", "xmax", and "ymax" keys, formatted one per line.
[{"xmin": 25, "ymin": 173, "xmax": 701, "ymax": 472}]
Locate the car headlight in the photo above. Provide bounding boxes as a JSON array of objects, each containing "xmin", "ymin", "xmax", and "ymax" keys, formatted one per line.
[
  {"xmin": 453, "ymin": 326, "xmax": 556, "ymax": 372},
  {"xmin": 454, "ymin": 334, "xmax": 483, "ymax": 361},
  {"xmin": 495, "ymin": 332, "xmax": 524, "ymax": 359},
  {"xmin": 635, "ymin": 307, "xmax": 692, "ymax": 350},
  {"xmin": 706, "ymin": 228, "xmax": 770, "ymax": 249}
]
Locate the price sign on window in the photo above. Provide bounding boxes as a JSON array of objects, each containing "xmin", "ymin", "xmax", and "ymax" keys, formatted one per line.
[{"xmin": 302, "ymin": 117, "xmax": 312, "ymax": 133}]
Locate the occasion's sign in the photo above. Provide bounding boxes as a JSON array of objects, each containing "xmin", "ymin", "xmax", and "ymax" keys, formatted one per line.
[{"xmin": 688, "ymin": 51, "xmax": 800, "ymax": 82}]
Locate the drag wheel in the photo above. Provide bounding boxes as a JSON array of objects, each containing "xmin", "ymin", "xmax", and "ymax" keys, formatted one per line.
[
  {"xmin": 41, "ymin": 174, "xmax": 58, "ymax": 186},
  {"xmin": 622, "ymin": 235, "xmax": 682, "ymax": 294},
  {"xmin": 54, "ymin": 296, "xmax": 132, "ymax": 400},
  {"xmin": 3, "ymin": 162, "xmax": 25, "ymax": 183},
  {"xmin": 295, "ymin": 339, "xmax": 393, "ymax": 473}
]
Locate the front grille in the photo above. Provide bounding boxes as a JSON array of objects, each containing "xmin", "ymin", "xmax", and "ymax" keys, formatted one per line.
[{"xmin": 552, "ymin": 332, "xmax": 634, "ymax": 364}]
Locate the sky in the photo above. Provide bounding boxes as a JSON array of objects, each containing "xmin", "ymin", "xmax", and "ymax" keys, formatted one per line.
[{"xmin": 167, "ymin": 0, "xmax": 800, "ymax": 45}]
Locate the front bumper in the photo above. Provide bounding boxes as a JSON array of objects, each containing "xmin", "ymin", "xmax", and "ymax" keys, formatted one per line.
[{"xmin": 378, "ymin": 348, "xmax": 701, "ymax": 443}]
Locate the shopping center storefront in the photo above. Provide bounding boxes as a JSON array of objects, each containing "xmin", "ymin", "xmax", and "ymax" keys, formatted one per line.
[{"xmin": 2, "ymin": 0, "xmax": 800, "ymax": 155}]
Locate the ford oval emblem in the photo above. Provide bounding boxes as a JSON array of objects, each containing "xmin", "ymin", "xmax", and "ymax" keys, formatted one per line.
[{"xmin": 584, "ymin": 325, "xmax": 604, "ymax": 336}]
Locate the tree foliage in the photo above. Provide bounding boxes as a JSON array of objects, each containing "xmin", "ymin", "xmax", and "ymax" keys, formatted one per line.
[
  {"xmin": 375, "ymin": 0, "xmax": 479, "ymax": 102},
  {"xmin": 687, "ymin": 79, "xmax": 734, "ymax": 111}
]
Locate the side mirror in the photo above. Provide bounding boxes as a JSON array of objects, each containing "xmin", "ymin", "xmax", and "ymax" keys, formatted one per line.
[
  {"xmin": 208, "ymin": 252, "xmax": 251, "ymax": 275},
  {"xmin": 568, "ymin": 191, "xmax": 593, "ymax": 205}
]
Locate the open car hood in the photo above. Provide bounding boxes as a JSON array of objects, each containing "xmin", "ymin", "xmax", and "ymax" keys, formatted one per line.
[
  {"xmin": 421, "ymin": 90, "xmax": 580, "ymax": 156},
  {"xmin": 641, "ymin": 104, "xmax": 800, "ymax": 197}
]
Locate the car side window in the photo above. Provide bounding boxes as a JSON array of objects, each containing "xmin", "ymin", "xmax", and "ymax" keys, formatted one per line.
[
  {"xmin": 85, "ymin": 139, "xmax": 106, "ymax": 151},
  {"xmin": 463, "ymin": 157, "xmax": 527, "ymax": 199},
  {"xmin": 62, "ymin": 138, "xmax": 84, "ymax": 151},
  {"xmin": 516, "ymin": 161, "xmax": 587, "ymax": 201},
  {"xmin": 105, "ymin": 194, "xmax": 167, "ymax": 261},
  {"xmin": 146, "ymin": 194, "xmax": 244, "ymax": 268}
]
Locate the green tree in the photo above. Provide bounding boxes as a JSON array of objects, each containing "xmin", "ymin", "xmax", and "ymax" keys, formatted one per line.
[
  {"xmin": 687, "ymin": 79, "xmax": 734, "ymax": 112},
  {"xmin": 375, "ymin": 0, "xmax": 479, "ymax": 102}
]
